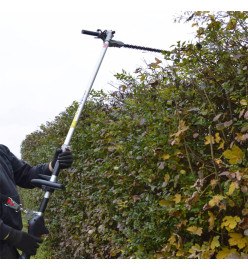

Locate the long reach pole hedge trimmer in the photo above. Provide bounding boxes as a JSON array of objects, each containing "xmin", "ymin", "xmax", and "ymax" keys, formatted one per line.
[{"xmin": 3, "ymin": 29, "xmax": 165, "ymax": 259}]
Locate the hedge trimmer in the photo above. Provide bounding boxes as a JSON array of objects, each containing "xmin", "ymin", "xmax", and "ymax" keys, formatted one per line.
[{"xmin": 11, "ymin": 29, "xmax": 165, "ymax": 259}]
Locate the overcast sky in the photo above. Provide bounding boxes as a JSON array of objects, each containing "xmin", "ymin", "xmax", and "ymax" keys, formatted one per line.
[{"xmin": 0, "ymin": 1, "xmax": 243, "ymax": 159}]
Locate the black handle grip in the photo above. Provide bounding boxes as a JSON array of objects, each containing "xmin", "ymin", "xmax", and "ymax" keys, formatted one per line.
[
  {"xmin": 81, "ymin": 29, "xmax": 100, "ymax": 37},
  {"xmin": 31, "ymin": 179, "xmax": 64, "ymax": 191}
]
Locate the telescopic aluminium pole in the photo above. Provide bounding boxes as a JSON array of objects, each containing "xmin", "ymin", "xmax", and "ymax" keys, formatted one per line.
[
  {"xmin": 41, "ymin": 30, "xmax": 114, "ymax": 216},
  {"xmin": 62, "ymin": 30, "xmax": 114, "ymax": 151},
  {"xmin": 20, "ymin": 29, "xmax": 115, "ymax": 259}
]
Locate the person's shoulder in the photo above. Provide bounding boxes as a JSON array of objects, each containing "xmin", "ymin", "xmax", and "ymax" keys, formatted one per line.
[{"xmin": 0, "ymin": 144, "xmax": 10, "ymax": 153}]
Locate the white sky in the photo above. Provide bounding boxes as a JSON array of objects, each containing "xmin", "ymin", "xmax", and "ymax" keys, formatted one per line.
[{"xmin": 0, "ymin": 0, "xmax": 244, "ymax": 159}]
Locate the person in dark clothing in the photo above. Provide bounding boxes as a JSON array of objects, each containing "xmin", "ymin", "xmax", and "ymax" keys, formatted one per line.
[{"xmin": 0, "ymin": 144, "xmax": 73, "ymax": 259}]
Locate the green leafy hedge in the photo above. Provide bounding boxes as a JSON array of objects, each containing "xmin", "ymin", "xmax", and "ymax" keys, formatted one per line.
[{"xmin": 20, "ymin": 12, "xmax": 248, "ymax": 258}]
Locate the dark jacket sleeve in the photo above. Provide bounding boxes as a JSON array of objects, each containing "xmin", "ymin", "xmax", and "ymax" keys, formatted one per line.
[
  {"xmin": 1, "ymin": 145, "xmax": 52, "ymax": 188},
  {"xmin": 0, "ymin": 221, "xmax": 12, "ymax": 240}
]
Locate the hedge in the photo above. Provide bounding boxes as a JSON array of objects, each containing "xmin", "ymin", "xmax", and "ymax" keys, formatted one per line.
[{"xmin": 20, "ymin": 12, "xmax": 248, "ymax": 258}]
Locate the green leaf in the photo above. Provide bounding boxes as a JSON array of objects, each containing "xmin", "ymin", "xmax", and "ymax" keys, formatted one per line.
[
  {"xmin": 223, "ymin": 145, "xmax": 244, "ymax": 164},
  {"xmin": 210, "ymin": 236, "xmax": 220, "ymax": 249}
]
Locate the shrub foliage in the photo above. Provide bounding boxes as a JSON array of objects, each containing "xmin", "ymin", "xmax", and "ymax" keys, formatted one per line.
[{"xmin": 20, "ymin": 12, "xmax": 248, "ymax": 258}]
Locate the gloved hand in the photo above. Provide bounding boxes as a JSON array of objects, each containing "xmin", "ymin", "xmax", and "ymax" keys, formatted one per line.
[
  {"xmin": 51, "ymin": 149, "xmax": 73, "ymax": 169},
  {"xmin": 5, "ymin": 228, "xmax": 43, "ymax": 255}
]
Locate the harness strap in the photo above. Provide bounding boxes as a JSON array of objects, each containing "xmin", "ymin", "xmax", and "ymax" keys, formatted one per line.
[{"xmin": 0, "ymin": 192, "xmax": 8, "ymax": 203}]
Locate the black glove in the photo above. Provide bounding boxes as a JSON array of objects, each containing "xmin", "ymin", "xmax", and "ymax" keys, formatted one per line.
[
  {"xmin": 5, "ymin": 228, "xmax": 43, "ymax": 255},
  {"xmin": 51, "ymin": 149, "xmax": 73, "ymax": 169}
]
